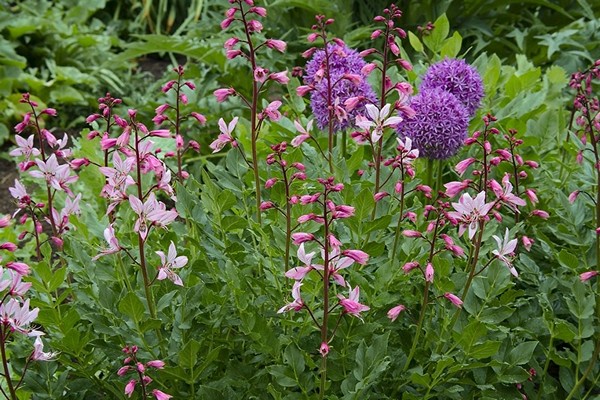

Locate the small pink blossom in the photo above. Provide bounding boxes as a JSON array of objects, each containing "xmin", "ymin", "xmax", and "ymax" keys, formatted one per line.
[
  {"xmin": 425, "ymin": 262, "xmax": 434, "ymax": 282},
  {"xmin": 214, "ymin": 88, "xmax": 236, "ymax": 102},
  {"xmin": 568, "ymin": 190, "xmax": 580, "ymax": 203},
  {"xmin": 156, "ymin": 241, "xmax": 188, "ymax": 286},
  {"xmin": 455, "ymin": 158, "xmax": 476, "ymax": 175},
  {"xmin": 210, "ymin": 117, "xmax": 238, "ymax": 153},
  {"xmin": 319, "ymin": 342, "xmax": 329, "ymax": 357},
  {"xmin": 265, "ymin": 39, "xmax": 286, "ymax": 52},
  {"xmin": 93, "ymin": 224, "xmax": 121, "ymax": 260},
  {"xmin": 530, "ymin": 209, "xmax": 549, "ymax": 219},
  {"xmin": 403, "ymin": 230, "xmax": 422, "ymax": 238},
  {"xmin": 342, "ymin": 249, "xmax": 369, "ymax": 265},
  {"xmin": 403, "ymin": 261, "xmax": 419, "ymax": 274},
  {"xmin": 291, "ymin": 233, "xmax": 314, "ymax": 244},
  {"xmin": 152, "ymin": 390, "xmax": 172, "ymax": 400},
  {"xmin": 261, "ymin": 101, "xmax": 282, "ymax": 121},
  {"xmin": 580, "ymin": 271, "xmax": 599, "ymax": 282},
  {"xmin": 269, "ymin": 71, "xmax": 289, "ymax": 84},
  {"xmin": 522, "ymin": 236, "xmax": 534, "ymax": 251},
  {"xmin": 492, "ymin": 228, "xmax": 518, "ymax": 277},
  {"xmin": 30, "ymin": 337, "xmax": 58, "ymax": 361},
  {"xmin": 278, "ymin": 281, "xmax": 304, "ymax": 313},
  {"xmin": 337, "ymin": 285, "xmax": 369, "ymax": 320},
  {"xmin": 124, "ymin": 380, "xmax": 136, "ymax": 397},
  {"xmin": 448, "ymin": 191, "xmax": 494, "ymax": 239},
  {"xmin": 444, "ymin": 293, "xmax": 463, "ymax": 308},
  {"xmin": 387, "ymin": 304, "xmax": 406, "ymax": 322}
]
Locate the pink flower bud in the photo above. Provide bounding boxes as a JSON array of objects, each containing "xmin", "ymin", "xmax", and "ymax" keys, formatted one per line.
[
  {"xmin": 249, "ymin": 6, "xmax": 266, "ymax": 17},
  {"xmin": 35, "ymin": 221, "xmax": 43, "ymax": 234},
  {"xmin": 269, "ymin": 71, "xmax": 289, "ymax": 84},
  {"xmin": 214, "ymin": 88, "xmax": 236, "ymax": 102},
  {"xmin": 455, "ymin": 158, "xmax": 476, "ymax": 175},
  {"xmin": 6, "ymin": 261, "xmax": 30, "ymax": 275},
  {"xmin": 402, "ymin": 261, "xmax": 419, "ymax": 274},
  {"xmin": 146, "ymin": 360, "xmax": 165, "ymax": 369},
  {"xmin": 291, "ymin": 233, "xmax": 314, "ymax": 245},
  {"xmin": 530, "ymin": 210, "xmax": 549, "ymax": 219},
  {"xmin": 0, "ymin": 242, "xmax": 17, "ymax": 252},
  {"xmin": 0, "ymin": 215, "xmax": 10, "ymax": 228},
  {"xmin": 387, "ymin": 304, "xmax": 406, "ymax": 322},
  {"xmin": 51, "ymin": 237, "xmax": 64, "ymax": 249},
  {"xmin": 221, "ymin": 17, "xmax": 235, "ymax": 30},
  {"xmin": 374, "ymin": 192, "xmax": 389, "ymax": 202},
  {"xmin": 152, "ymin": 389, "xmax": 173, "ymax": 400},
  {"xmin": 522, "ymin": 236, "xmax": 533, "ymax": 251},
  {"xmin": 226, "ymin": 49, "xmax": 243, "ymax": 59},
  {"xmin": 568, "ymin": 190, "xmax": 580, "ymax": 203},
  {"xmin": 264, "ymin": 178, "xmax": 278, "ymax": 189},
  {"xmin": 444, "ymin": 292, "xmax": 463, "ymax": 308},
  {"xmin": 342, "ymin": 249, "xmax": 369, "ymax": 265},
  {"xmin": 403, "ymin": 230, "xmax": 422, "ymax": 238},
  {"xmin": 580, "ymin": 271, "xmax": 599, "ymax": 282},
  {"xmin": 296, "ymin": 85, "xmax": 313, "ymax": 96},
  {"xmin": 525, "ymin": 189, "xmax": 538, "ymax": 204},
  {"xmin": 224, "ymin": 37, "xmax": 239, "ymax": 49},
  {"xmin": 319, "ymin": 342, "xmax": 329, "ymax": 357},
  {"xmin": 124, "ymin": 380, "xmax": 136, "ymax": 396},
  {"xmin": 117, "ymin": 366, "xmax": 130, "ymax": 376},
  {"xmin": 307, "ymin": 33, "xmax": 319, "ymax": 42},
  {"xmin": 425, "ymin": 262, "xmax": 434, "ymax": 282},
  {"xmin": 265, "ymin": 39, "xmax": 286, "ymax": 52}
]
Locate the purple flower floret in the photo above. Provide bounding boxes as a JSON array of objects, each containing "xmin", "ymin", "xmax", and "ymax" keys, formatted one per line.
[
  {"xmin": 420, "ymin": 58, "xmax": 484, "ymax": 117},
  {"xmin": 396, "ymin": 88, "xmax": 469, "ymax": 160},
  {"xmin": 304, "ymin": 43, "xmax": 377, "ymax": 131}
]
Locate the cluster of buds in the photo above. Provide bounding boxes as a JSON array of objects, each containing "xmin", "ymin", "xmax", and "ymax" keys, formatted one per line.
[
  {"xmin": 153, "ymin": 65, "xmax": 205, "ymax": 180},
  {"xmin": 261, "ymin": 141, "xmax": 307, "ymax": 211},
  {"xmin": 10, "ymin": 93, "xmax": 81, "ymax": 252},
  {"xmin": 118, "ymin": 345, "xmax": 170, "ymax": 399}
]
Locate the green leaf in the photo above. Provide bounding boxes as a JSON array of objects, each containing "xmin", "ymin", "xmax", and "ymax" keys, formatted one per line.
[
  {"xmin": 440, "ymin": 31, "xmax": 462, "ymax": 58},
  {"xmin": 557, "ymin": 249, "xmax": 579, "ymax": 270},
  {"xmin": 470, "ymin": 341, "xmax": 502, "ymax": 359},
  {"xmin": 118, "ymin": 292, "xmax": 145, "ymax": 322},
  {"xmin": 179, "ymin": 339, "xmax": 201, "ymax": 371},
  {"xmin": 48, "ymin": 267, "xmax": 67, "ymax": 292},
  {"xmin": 423, "ymin": 13, "xmax": 449, "ymax": 52},
  {"xmin": 354, "ymin": 189, "xmax": 374, "ymax": 220},
  {"xmin": 408, "ymin": 31, "xmax": 423, "ymax": 53},
  {"xmin": 508, "ymin": 341, "xmax": 538, "ymax": 365}
]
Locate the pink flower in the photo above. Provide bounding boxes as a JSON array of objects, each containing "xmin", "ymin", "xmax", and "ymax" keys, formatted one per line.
[
  {"xmin": 269, "ymin": 71, "xmax": 289, "ymax": 84},
  {"xmin": 403, "ymin": 230, "xmax": 422, "ymax": 238},
  {"xmin": 568, "ymin": 190, "xmax": 580, "ymax": 203},
  {"xmin": 492, "ymin": 228, "xmax": 518, "ymax": 277},
  {"xmin": 355, "ymin": 104, "xmax": 403, "ymax": 143},
  {"xmin": 455, "ymin": 158, "xmax": 476, "ymax": 175},
  {"xmin": 146, "ymin": 360, "xmax": 165, "ymax": 369},
  {"xmin": 264, "ymin": 177, "xmax": 278, "ymax": 189},
  {"xmin": 387, "ymin": 304, "xmax": 406, "ymax": 322},
  {"xmin": 530, "ymin": 209, "xmax": 549, "ymax": 219},
  {"xmin": 342, "ymin": 249, "xmax": 369, "ymax": 265},
  {"xmin": 278, "ymin": 281, "xmax": 304, "ymax": 313},
  {"xmin": 491, "ymin": 174, "xmax": 526, "ymax": 210},
  {"xmin": 580, "ymin": 271, "xmax": 599, "ymax": 282},
  {"xmin": 337, "ymin": 285, "xmax": 369, "ymax": 320},
  {"xmin": 191, "ymin": 112, "xmax": 207, "ymax": 124},
  {"xmin": 6, "ymin": 262, "xmax": 30, "ymax": 276},
  {"xmin": 285, "ymin": 244, "xmax": 315, "ymax": 280},
  {"xmin": 522, "ymin": 236, "xmax": 534, "ymax": 252},
  {"xmin": 319, "ymin": 342, "xmax": 329, "ymax": 357},
  {"xmin": 124, "ymin": 380, "xmax": 136, "ymax": 397},
  {"xmin": 448, "ymin": 191, "xmax": 494, "ymax": 239},
  {"xmin": 92, "ymin": 224, "xmax": 121, "ymax": 260},
  {"xmin": 296, "ymin": 85, "xmax": 313, "ymax": 97},
  {"xmin": 374, "ymin": 191, "xmax": 389, "ymax": 202},
  {"xmin": 402, "ymin": 261, "xmax": 419, "ymax": 274},
  {"xmin": 152, "ymin": 390, "xmax": 172, "ymax": 400},
  {"xmin": 30, "ymin": 337, "xmax": 58, "ymax": 361},
  {"xmin": 9, "ymin": 135, "xmax": 40, "ymax": 160},
  {"xmin": 265, "ymin": 39, "xmax": 287, "ymax": 52},
  {"xmin": 425, "ymin": 262, "xmax": 434, "ymax": 282},
  {"xmin": 214, "ymin": 88, "xmax": 236, "ymax": 102},
  {"xmin": 291, "ymin": 233, "xmax": 314, "ymax": 244},
  {"xmin": 156, "ymin": 241, "xmax": 188, "ymax": 286},
  {"xmin": 261, "ymin": 101, "xmax": 282, "ymax": 121},
  {"xmin": 210, "ymin": 117, "xmax": 238, "ymax": 153},
  {"xmin": 444, "ymin": 180, "xmax": 471, "ymax": 198},
  {"xmin": 292, "ymin": 119, "xmax": 313, "ymax": 147},
  {"xmin": 444, "ymin": 293, "xmax": 463, "ymax": 308}
]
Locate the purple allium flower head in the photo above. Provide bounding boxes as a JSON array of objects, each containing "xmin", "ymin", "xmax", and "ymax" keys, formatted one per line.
[
  {"xmin": 396, "ymin": 88, "xmax": 469, "ymax": 159},
  {"xmin": 420, "ymin": 58, "xmax": 484, "ymax": 117},
  {"xmin": 304, "ymin": 43, "xmax": 377, "ymax": 131}
]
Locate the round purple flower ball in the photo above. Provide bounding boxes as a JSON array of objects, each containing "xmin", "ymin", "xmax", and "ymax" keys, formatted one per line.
[
  {"xmin": 396, "ymin": 88, "xmax": 469, "ymax": 160},
  {"xmin": 420, "ymin": 58, "xmax": 484, "ymax": 117},
  {"xmin": 304, "ymin": 43, "xmax": 377, "ymax": 131}
]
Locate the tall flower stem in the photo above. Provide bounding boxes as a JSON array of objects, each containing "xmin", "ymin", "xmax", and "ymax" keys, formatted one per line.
[
  {"xmin": 403, "ymin": 214, "xmax": 441, "ymax": 371},
  {"xmin": 319, "ymin": 190, "xmax": 331, "ymax": 399},
  {"xmin": 133, "ymin": 125, "xmax": 157, "ymax": 321},
  {"xmin": 323, "ymin": 41, "xmax": 335, "ymax": 174},
  {"xmin": 390, "ymin": 173, "xmax": 406, "ymax": 267},
  {"xmin": 0, "ymin": 329, "xmax": 17, "ymax": 400},
  {"xmin": 279, "ymin": 156, "xmax": 292, "ymax": 272},
  {"xmin": 240, "ymin": 7, "xmax": 262, "ymax": 224}
]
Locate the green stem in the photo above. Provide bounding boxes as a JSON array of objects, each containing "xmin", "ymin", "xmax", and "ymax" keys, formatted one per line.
[
  {"xmin": 0, "ymin": 329, "xmax": 17, "ymax": 400},
  {"xmin": 403, "ymin": 280, "xmax": 430, "ymax": 371}
]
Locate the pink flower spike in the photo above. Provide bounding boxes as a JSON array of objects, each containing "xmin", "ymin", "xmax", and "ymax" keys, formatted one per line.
[
  {"xmin": 425, "ymin": 262, "xmax": 434, "ymax": 282},
  {"xmin": 387, "ymin": 304, "xmax": 406, "ymax": 322},
  {"xmin": 580, "ymin": 271, "xmax": 599, "ymax": 282},
  {"xmin": 152, "ymin": 390, "xmax": 172, "ymax": 400},
  {"xmin": 444, "ymin": 293, "xmax": 463, "ymax": 308}
]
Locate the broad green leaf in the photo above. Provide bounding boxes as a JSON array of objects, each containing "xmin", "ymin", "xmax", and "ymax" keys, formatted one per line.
[
  {"xmin": 118, "ymin": 292, "xmax": 145, "ymax": 322},
  {"xmin": 508, "ymin": 341, "xmax": 538, "ymax": 365},
  {"xmin": 179, "ymin": 339, "xmax": 201, "ymax": 371},
  {"xmin": 408, "ymin": 31, "xmax": 423, "ymax": 53}
]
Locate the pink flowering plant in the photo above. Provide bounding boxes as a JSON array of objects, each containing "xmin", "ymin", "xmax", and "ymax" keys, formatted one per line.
[{"xmin": 0, "ymin": 1, "xmax": 599, "ymax": 399}]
